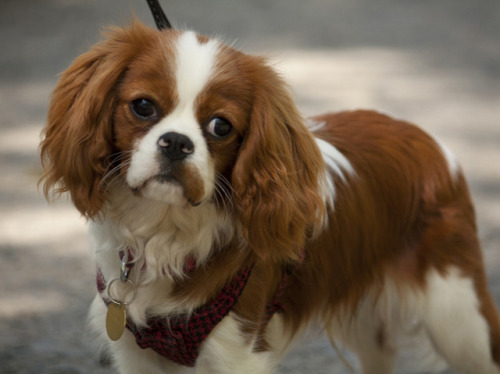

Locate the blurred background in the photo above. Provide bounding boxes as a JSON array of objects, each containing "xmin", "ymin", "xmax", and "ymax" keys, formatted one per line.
[{"xmin": 0, "ymin": 0, "xmax": 499, "ymax": 373}]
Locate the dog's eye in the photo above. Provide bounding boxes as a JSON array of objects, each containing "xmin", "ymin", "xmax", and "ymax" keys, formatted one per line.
[
  {"xmin": 130, "ymin": 98, "xmax": 158, "ymax": 120},
  {"xmin": 206, "ymin": 117, "xmax": 233, "ymax": 138}
]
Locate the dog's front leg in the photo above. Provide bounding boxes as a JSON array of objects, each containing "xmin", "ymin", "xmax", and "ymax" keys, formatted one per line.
[
  {"xmin": 89, "ymin": 296, "xmax": 195, "ymax": 374},
  {"xmin": 196, "ymin": 313, "xmax": 276, "ymax": 374}
]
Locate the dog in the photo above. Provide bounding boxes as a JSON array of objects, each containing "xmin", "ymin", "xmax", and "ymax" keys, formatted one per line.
[{"xmin": 40, "ymin": 1, "xmax": 500, "ymax": 373}]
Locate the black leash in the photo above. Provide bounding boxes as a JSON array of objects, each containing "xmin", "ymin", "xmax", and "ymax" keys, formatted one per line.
[{"xmin": 146, "ymin": 0, "xmax": 172, "ymax": 30}]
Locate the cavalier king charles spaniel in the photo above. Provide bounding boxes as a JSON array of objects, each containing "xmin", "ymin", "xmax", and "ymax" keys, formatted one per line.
[{"xmin": 40, "ymin": 2, "xmax": 500, "ymax": 373}]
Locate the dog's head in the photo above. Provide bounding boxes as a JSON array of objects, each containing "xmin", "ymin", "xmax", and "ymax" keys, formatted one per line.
[{"xmin": 40, "ymin": 21, "xmax": 326, "ymax": 261}]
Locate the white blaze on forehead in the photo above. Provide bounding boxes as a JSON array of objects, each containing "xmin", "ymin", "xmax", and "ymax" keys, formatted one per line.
[{"xmin": 175, "ymin": 31, "xmax": 219, "ymax": 107}]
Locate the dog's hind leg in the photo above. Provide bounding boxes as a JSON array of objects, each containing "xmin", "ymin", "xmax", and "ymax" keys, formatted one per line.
[
  {"xmin": 421, "ymin": 266, "xmax": 500, "ymax": 374},
  {"xmin": 327, "ymin": 293, "xmax": 399, "ymax": 374}
]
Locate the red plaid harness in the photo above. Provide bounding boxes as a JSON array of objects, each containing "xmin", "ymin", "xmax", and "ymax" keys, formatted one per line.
[{"xmin": 96, "ymin": 253, "xmax": 297, "ymax": 367}]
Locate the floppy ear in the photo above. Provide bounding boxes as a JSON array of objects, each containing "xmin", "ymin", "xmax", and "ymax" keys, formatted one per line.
[
  {"xmin": 232, "ymin": 63, "xmax": 326, "ymax": 262},
  {"xmin": 40, "ymin": 22, "xmax": 155, "ymax": 218}
]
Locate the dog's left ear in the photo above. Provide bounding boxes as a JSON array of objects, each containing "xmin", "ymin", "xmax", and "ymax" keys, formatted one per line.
[{"xmin": 232, "ymin": 61, "xmax": 326, "ymax": 262}]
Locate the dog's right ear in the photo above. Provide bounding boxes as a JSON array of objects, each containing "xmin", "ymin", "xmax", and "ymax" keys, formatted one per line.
[{"xmin": 40, "ymin": 21, "xmax": 157, "ymax": 218}]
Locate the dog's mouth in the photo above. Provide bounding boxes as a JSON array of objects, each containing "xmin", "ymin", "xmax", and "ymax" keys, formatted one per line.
[
  {"xmin": 130, "ymin": 169, "xmax": 205, "ymax": 207},
  {"xmin": 154, "ymin": 172, "xmax": 177, "ymax": 184}
]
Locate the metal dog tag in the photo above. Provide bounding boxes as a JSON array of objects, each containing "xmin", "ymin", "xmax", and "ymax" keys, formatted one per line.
[{"xmin": 106, "ymin": 302, "xmax": 126, "ymax": 341}]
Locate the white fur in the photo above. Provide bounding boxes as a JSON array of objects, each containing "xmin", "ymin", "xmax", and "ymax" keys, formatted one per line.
[
  {"xmin": 306, "ymin": 118, "xmax": 327, "ymax": 133},
  {"xmin": 315, "ymin": 137, "xmax": 355, "ymax": 183},
  {"xmin": 265, "ymin": 314, "xmax": 297, "ymax": 360},
  {"xmin": 422, "ymin": 267, "xmax": 498, "ymax": 374},
  {"xmin": 315, "ymin": 136, "xmax": 355, "ymax": 212},
  {"xmin": 197, "ymin": 314, "xmax": 276, "ymax": 374},
  {"xmin": 174, "ymin": 32, "xmax": 219, "ymax": 107},
  {"xmin": 432, "ymin": 136, "xmax": 461, "ymax": 181},
  {"xmin": 329, "ymin": 276, "xmax": 426, "ymax": 374},
  {"xmin": 89, "ymin": 184, "xmax": 235, "ymax": 326},
  {"xmin": 126, "ymin": 31, "xmax": 219, "ymax": 204}
]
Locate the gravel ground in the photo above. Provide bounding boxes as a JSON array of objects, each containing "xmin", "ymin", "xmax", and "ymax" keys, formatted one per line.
[{"xmin": 0, "ymin": 0, "xmax": 499, "ymax": 373}]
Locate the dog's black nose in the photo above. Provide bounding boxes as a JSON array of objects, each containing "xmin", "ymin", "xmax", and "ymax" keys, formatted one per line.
[{"xmin": 158, "ymin": 132, "xmax": 194, "ymax": 162}]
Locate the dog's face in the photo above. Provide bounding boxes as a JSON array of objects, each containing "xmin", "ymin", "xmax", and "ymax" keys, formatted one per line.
[
  {"xmin": 40, "ymin": 21, "xmax": 326, "ymax": 261},
  {"xmin": 115, "ymin": 30, "xmax": 251, "ymax": 207}
]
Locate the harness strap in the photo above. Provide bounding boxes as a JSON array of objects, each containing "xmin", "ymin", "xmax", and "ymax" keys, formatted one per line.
[
  {"xmin": 95, "ymin": 251, "xmax": 305, "ymax": 367},
  {"xmin": 130, "ymin": 266, "xmax": 253, "ymax": 366},
  {"xmin": 96, "ymin": 265, "xmax": 253, "ymax": 367}
]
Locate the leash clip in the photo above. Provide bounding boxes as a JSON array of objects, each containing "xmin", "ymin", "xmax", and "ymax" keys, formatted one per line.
[
  {"xmin": 120, "ymin": 252, "xmax": 131, "ymax": 282},
  {"xmin": 106, "ymin": 251, "xmax": 137, "ymax": 307}
]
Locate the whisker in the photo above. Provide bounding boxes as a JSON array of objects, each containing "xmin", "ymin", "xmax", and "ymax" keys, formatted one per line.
[
  {"xmin": 99, "ymin": 151, "xmax": 133, "ymax": 191},
  {"xmin": 100, "ymin": 163, "xmax": 123, "ymax": 188},
  {"xmin": 218, "ymin": 174, "xmax": 235, "ymax": 199},
  {"xmin": 213, "ymin": 173, "xmax": 235, "ymax": 213},
  {"xmin": 102, "ymin": 163, "xmax": 131, "ymax": 192},
  {"xmin": 213, "ymin": 185, "xmax": 222, "ymax": 211}
]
